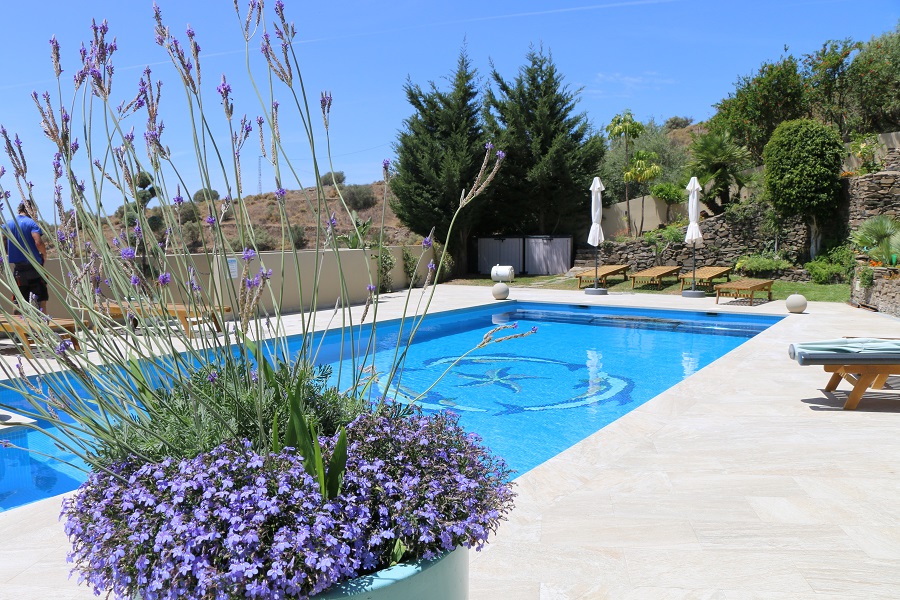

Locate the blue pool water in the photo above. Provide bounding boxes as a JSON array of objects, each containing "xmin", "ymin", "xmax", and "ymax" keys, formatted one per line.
[{"xmin": 0, "ymin": 302, "xmax": 780, "ymax": 511}]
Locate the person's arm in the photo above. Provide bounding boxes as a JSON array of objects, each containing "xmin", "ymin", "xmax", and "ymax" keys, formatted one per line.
[{"xmin": 31, "ymin": 231, "xmax": 47, "ymax": 265}]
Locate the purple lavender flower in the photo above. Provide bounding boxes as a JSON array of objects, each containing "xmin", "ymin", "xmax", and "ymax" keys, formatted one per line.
[
  {"xmin": 496, "ymin": 150, "xmax": 506, "ymax": 160},
  {"xmin": 250, "ymin": 369, "xmax": 258, "ymax": 383},
  {"xmin": 133, "ymin": 224, "xmax": 142, "ymax": 239},
  {"xmin": 216, "ymin": 75, "xmax": 231, "ymax": 99},
  {"xmin": 328, "ymin": 212, "xmax": 337, "ymax": 229},
  {"xmin": 130, "ymin": 274, "xmax": 140, "ymax": 286},
  {"xmin": 242, "ymin": 248, "xmax": 256, "ymax": 262},
  {"xmin": 422, "ymin": 236, "xmax": 432, "ymax": 249},
  {"xmin": 275, "ymin": 188, "xmax": 286, "ymax": 201},
  {"xmin": 366, "ymin": 284, "xmax": 376, "ymax": 293},
  {"xmin": 55, "ymin": 339, "xmax": 74, "ymax": 355},
  {"xmin": 120, "ymin": 247, "xmax": 136, "ymax": 260},
  {"xmin": 205, "ymin": 215, "xmax": 216, "ymax": 226},
  {"xmin": 427, "ymin": 260, "xmax": 436, "ymax": 272},
  {"xmin": 382, "ymin": 159, "xmax": 390, "ymax": 170},
  {"xmin": 157, "ymin": 272, "xmax": 171, "ymax": 286},
  {"xmin": 207, "ymin": 371, "xmax": 218, "ymax": 383},
  {"xmin": 485, "ymin": 142, "xmax": 494, "ymax": 150},
  {"xmin": 531, "ymin": 326, "xmax": 538, "ymax": 333},
  {"xmin": 172, "ymin": 193, "xmax": 184, "ymax": 205}
]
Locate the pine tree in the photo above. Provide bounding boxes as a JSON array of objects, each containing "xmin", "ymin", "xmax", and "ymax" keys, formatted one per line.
[
  {"xmin": 483, "ymin": 45, "xmax": 604, "ymax": 235},
  {"xmin": 391, "ymin": 49, "xmax": 485, "ymax": 275}
]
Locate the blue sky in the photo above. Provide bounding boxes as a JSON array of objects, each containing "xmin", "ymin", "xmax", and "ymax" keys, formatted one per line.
[{"xmin": 0, "ymin": 0, "xmax": 897, "ymax": 217}]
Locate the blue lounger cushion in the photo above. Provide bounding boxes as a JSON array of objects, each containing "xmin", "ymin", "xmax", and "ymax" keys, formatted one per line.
[{"xmin": 790, "ymin": 338, "xmax": 900, "ymax": 366}]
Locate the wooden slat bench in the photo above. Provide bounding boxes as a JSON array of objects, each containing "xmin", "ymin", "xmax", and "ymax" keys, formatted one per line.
[
  {"xmin": 679, "ymin": 266, "xmax": 733, "ymax": 291},
  {"xmin": 629, "ymin": 265, "xmax": 681, "ymax": 289},
  {"xmin": 574, "ymin": 264, "xmax": 629, "ymax": 289},
  {"xmin": 0, "ymin": 317, "xmax": 82, "ymax": 359},
  {"xmin": 714, "ymin": 278, "xmax": 774, "ymax": 305}
]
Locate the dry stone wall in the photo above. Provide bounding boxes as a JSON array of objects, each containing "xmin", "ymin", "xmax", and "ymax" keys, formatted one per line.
[
  {"xmin": 847, "ymin": 168, "xmax": 900, "ymax": 231},
  {"xmin": 850, "ymin": 265, "xmax": 900, "ymax": 314}
]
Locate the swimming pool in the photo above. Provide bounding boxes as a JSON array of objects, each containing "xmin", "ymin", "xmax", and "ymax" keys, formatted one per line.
[{"xmin": 0, "ymin": 301, "xmax": 780, "ymax": 511}]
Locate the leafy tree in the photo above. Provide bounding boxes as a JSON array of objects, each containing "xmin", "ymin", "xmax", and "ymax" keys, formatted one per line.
[
  {"xmin": 846, "ymin": 24, "xmax": 900, "ymax": 133},
  {"xmin": 802, "ymin": 38, "xmax": 861, "ymax": 137},
  {"xmin": 483, "ymin": 45, "xmax": 604, "ymax": 235},
  {"xmin": 650, "ymin": 182, "xmax": 686, "ymax": 223},
  {"xmin": 624, "ymin": 150, "xmax": 662, "ymax": 234},
  {"xmin": 600, "ymin": 118, "xmax": 688, "ymax": 211},
  {"xmin": 341, "ymin": 184, "xmax": 376, "ymax": 211},
  {"xmin": 391, "ymin": 49, "xmax": 485, "ymax": 275},
  {"xmin": 687, "ymin": 131, "xmax": 752, "ymax": 216},
  {"xmin": 193, "ymin": 187, "xmax": 220, "ymax": 204},
  {"xmin": 708, "ymin": 53, "xmax": 808, "ymax": 161},
  {"xmin": 763, "ymin": 119, "xmax": 844, "ymax": 259},
  {"xmin": 605, "ymin": 110, "xmax": 644, "ymax": 236},
  {"xmin": 319, "ymin": 171, "xmax": 346, "ymax": 187}
]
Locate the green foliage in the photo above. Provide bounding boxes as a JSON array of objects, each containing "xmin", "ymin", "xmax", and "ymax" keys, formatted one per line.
[
  {"xmin": 402, "ymin": 246, "xmax": 421, "ymax": 287},
  {"xmin": 849, "ymin": 132, "xmax": 884, "ymax": 175},
  {"xmin": 664, "ymin": 116, "xmax": 693, "ymax": 131},
  {"xmin": 391, "ymin": 49, "xmax": 485, "ymax": 275},
  {"xmin": 192, "ymin": 187, "xmax": 220, "ymax": 204},
  {"xmin": 335, "ymin": 211, "xmax": 372, "ymax": 249},
  {"xmin": 650, "ymin": 182, "xmax": 685, "ymax": 205},
  {"xmin": 179, "ymin": 201, "xmax": 201, "ymax": 223},
  {"xmin": 289, "ymin": 224, "xmax": 305, "ymax": 249},
  {"xmin": 252, "ymin": 228, "xmax": 279, "ymax": 251},
  {"xmin": 319, "ymin": 171, "xmax": 346, "ymax": 187},
  {"xmin": 642, "ymin": 223, "xmax": 684, "ymax": 261},
  {"xmin": 687, "ymin": 131, "xmax": 752, "ymax": 215},
  {"xmin": 847, "ymin": 24, "xmax": 900, "ymax": 133},
  {"xmin": 850, "ymin": 214, "xmax": 900, "ymax": 265},
  {"xmin": 708, "ymin": 53, "xmax": 808, "ymax": 160},
  {"xmin": 859, "ymin": 266, "xmax": 875, "ymax": 288},
  {"xmin": 736, "ymin": 252, "xmax": 793, "ymax": 274},
  {"xmin": 484, "ymin": 45, "xmax": 605, "ymax": 235},
  {"xmin": 432, "ymin": 240, "xmax": 454, "ymax": 282},
  {"xmin": 600, "ymin": 118, "xmax": 688, "ymax": 208},
  {"xmin": 374, "ymin": 245, "xmax": 396, "ymax": 293},
  {"xmin": 802, "ymin": 38, "xmax": 861, "ymax": 136},
  {"xmin": 341, "ymin": 184, "xmax": 376, "ymax": 211},
  {"xmin": 804, "ymin": 244, "xmax": 855, "ymax": 283},
  {"xmin": 763, "ymin": 119, "xmax": 844, "ymax": 227}
]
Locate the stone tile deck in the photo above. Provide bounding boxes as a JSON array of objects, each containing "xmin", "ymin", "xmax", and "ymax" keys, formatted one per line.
[{"xmin": 2, "ymin": 286, "xmax": 900, "ymax": 598}]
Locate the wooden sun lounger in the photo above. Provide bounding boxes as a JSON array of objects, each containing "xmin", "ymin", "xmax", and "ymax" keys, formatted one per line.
[
  {"xmin": 574, "ymin": 264, "xmax": 629, "ymax": 289},
  {"xmin": 0, "ymin": 316, "xmax": 82, "ymax": 359},
  {"xmin": 629, "ymin": 265, "xmax": 681, "ymax": 289},
  {"xmin": 714, "ymin": 278, "xmax": 774, "ymax": 305},
  {"xmin": 679, "ymin": 266, "xmax": 733, "ymax": 291},
  {"xmin": 97, "ymin": 300, "xmax": 233, "ymax": 338}
]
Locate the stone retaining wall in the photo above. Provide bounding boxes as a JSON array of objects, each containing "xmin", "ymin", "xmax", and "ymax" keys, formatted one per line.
[
  {"xmin": 850, "ymin": 264, "xmax": 900, "ymax": 313},
  {"xmin": 847, "ymin": 169, "xmax": 900, "ymax": 231}
]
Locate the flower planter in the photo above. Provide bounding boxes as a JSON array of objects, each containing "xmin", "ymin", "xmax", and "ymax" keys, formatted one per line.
[{"xmin": 315, "ymin": 547, "xmax": 468, "ymax": 600}]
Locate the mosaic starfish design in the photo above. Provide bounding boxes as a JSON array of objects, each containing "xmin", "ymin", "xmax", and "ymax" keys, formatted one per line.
[{"xmin": 455, "ymin": 367, "xmax": 542, "ymax": 394}]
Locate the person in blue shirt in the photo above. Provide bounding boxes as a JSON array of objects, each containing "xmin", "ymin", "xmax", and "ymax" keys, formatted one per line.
[{"xmin": 3, "ymin": 202, "xmax": 48, "ymax": 312}]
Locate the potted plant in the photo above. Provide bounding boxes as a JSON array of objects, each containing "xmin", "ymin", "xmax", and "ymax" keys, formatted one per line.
[{"xmin": 0, "ymin": 2, "xmax": 516, "ymax": 598}]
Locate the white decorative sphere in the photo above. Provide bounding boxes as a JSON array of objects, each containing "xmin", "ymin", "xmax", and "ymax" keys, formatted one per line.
[
  {"xmin": 492, "ymin": 282, "xmax": 510, "ymax": 300},
  {"xmin": 785, "ymin": 293, "xmax": 808, "ymax": 314}
]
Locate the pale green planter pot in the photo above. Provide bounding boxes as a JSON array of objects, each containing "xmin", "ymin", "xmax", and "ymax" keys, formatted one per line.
[{"xmin": 315, "ymin": 547, "xmax": 468, "ymax": 599}]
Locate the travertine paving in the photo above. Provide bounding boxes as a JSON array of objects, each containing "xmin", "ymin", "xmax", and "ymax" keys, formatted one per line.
[{"xmin": 2, "ymin": 286, "xmax": 899, "ymax": 598}]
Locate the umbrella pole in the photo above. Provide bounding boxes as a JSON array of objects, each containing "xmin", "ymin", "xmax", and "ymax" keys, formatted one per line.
[
  {"xmin": 594, "ymin": 246, "xmax": 598, "ymax": 289},
  {"xmin": 692, "ymin": 245, "xmax": 697, "ymax": 291}
]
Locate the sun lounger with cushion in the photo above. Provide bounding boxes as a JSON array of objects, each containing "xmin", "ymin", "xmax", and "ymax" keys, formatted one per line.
[
  {"xmin": 679, "ymin": 266, "xmax": 733, "ymax": 291},
  {"xmin": 789, "ymin": 338, "xmax": 900, "ymax": 409},
  {"xmin": 629, "ymin": 265, "xmax": 681, "ymax": 289},
  {"xmin": 714, "ymin": 278, "xmax": 774, "ymax": 305},
  {"xmin": 574, "ymin": 264, "xmax": 629, "ymax": 289}
]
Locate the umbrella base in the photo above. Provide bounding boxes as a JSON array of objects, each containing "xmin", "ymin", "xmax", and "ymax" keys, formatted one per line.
[
  {"xmin": 585, "ymin": 287, "xmax": 607, "ymax": 296},
  {"xmin": 682, "ymin": 289, "xmax": 706, "ymax": 298}
]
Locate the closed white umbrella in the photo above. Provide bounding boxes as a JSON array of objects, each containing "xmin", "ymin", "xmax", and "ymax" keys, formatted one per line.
[
  {"xmin": 586, "ymin": 177, "xmax": 606, "ymax": 295},
  {"xmin": 683, "ymin": 176, "xmax": 704, "ymax": 297}
]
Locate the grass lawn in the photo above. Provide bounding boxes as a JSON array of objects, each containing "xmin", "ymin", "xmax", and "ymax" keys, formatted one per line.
[{"xmin": 445, "ymin": 273, "xmax": 851, "ymax": 303}]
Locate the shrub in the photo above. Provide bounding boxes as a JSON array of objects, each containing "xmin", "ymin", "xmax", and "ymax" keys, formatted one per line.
[
  {"xmin": 859, "ymin": 266, "xmax": 875, "ymax": 288},
  {"xmin": 290, "ymin": 224, "xmax": 305, "ymax": 249},
  {"xmin": 192, "ymin": 187, "xmax": 220, "ymax": 204},
  {"xmin": 342, "ymin": 184, "xmax": 376, "ymax": 211},
  {"xmin": 804, "ymin": 244, "xmax": 856, "ymax": 284},
  {"xmin": 736, "ymin": 252, "xmax": 793, "ymax": 275},
  {"xmin": 319, "ymin": 170, "xmax": 346, "ymax": 187},
  {"xmin": 402, "ymin": 246, "xmax": 421, "ymax": 287},
  {"xmin": 849, "ymin": 132, "xmax": 885, "ymax": 175},
  {"xmin": 374, "ymin": 245, "xmax": 395, "ymax": 292}
]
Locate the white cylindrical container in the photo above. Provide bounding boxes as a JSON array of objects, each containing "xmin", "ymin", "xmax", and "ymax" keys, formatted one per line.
[{"xmin": 491, "ymin": 265, "xmax": 515, "ymax": 282}]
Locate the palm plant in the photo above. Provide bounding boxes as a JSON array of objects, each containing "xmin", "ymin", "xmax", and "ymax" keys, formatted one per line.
[
  {"xmin": 624, "ymin": 150, "xmax": 662, "ymax": 234},
  {"xmin": 606, "ymin": 110, "xmax": 645, "ymax": 236},
  {"xmin": 687, "ymin": 132, "xmax": 752, "ymax": 215},
  {"xmin": 851, "ymin": 215, "xmax": 900, "ymax": 265}
]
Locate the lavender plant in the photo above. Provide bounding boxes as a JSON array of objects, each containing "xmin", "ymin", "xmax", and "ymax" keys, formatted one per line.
[{"xmin": 0, "ymin": 1, "xmax": 517, "ymax": 596}]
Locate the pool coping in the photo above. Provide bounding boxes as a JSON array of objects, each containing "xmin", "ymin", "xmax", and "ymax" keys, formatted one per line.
[{"xmin": 2, "ymin": 285, "xmax": 900, "ymax": 597}]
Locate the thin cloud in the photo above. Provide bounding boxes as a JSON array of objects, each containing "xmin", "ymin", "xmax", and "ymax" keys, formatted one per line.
[{"xmin": 587, "ymin": 71, "xmax": 677, "ymax": 98}]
